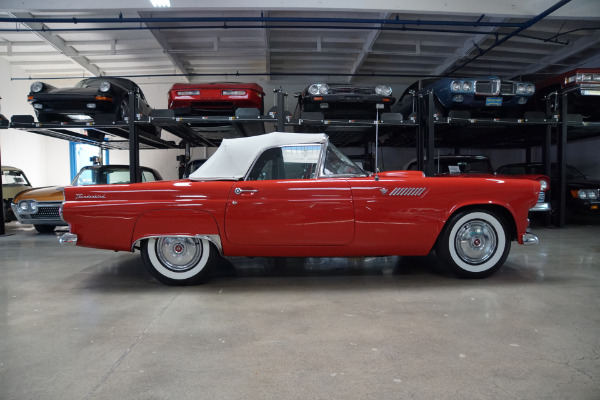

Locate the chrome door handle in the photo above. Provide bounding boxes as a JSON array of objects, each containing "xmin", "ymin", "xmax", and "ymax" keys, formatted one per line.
[{"xmin": 234, "ymin": 188, "xmax": 258, "ymax": 195}]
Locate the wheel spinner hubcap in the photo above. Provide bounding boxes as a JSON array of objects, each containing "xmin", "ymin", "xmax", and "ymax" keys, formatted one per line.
[
  {"xmin": 455, "ymin": 220, "xmax": 497, "ymax": 265},
  {"xmin": 156, "ymin": 237, "xmax": 203, "ymax": 272}
]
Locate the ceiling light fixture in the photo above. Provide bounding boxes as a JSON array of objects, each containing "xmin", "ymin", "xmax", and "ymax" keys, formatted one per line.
[{"xmin": 150, "ymin": 0, "xmax": 171, "ymax": 7}]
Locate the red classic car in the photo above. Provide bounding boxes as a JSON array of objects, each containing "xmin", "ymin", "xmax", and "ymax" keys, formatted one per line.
[
  {"xmin": 60, "ymin": 132, "xmax": 541, "ymax": 285},
  {"xmin": 168, "ymin": 82, "xmax": 265, "ymax": 116}
]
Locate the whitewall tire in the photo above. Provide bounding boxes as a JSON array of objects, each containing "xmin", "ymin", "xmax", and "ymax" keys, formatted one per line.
[
  {"xmin": 437, "ymin": 210, "xmax": 510, "ymax": 278},
  {"xmin": 141, "ymin": 237, "xmax": 218, "ymax": 285}
]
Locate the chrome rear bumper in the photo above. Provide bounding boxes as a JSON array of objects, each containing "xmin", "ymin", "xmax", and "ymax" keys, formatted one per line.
[
  {"xmin": 522, "ymin": 233, "xmax": 539, "ymax": 246},
  {"xmin": 59, "ymin": 233, "xmax": 78, "ymax": 245}
]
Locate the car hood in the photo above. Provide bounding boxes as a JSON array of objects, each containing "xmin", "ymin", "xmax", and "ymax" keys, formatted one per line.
[
  {"xmin": 37, "ymin": 88, "xmax": 99, "ymax": 96},
  {"xmin": 170, "ymin": 82, "xmax": 263, "ymax": 93},
  {"xmin": 567, "ymin": 179, "xmax": 600, "ymax": 190},
  {"xmin": 12, "ymin": 186, "xmax": 65, "ymax": 202}
]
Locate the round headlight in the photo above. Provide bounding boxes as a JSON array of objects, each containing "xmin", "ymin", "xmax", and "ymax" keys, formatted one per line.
[
  {"xmin": 18, "ymin": 201, "xmax": 30, "ymax": 212},
  {"xmin": 462, "ymin": 81, "xmax": 472, "ymax": 91},
  {"xmin": 308, "ymin": 84, "xmax": 320, "ymax": 95},
  {"xmin": 451, "ymin": 81, "xmax": 461, "ymax": 91},
  {"xmin": 589, "ymin": 190, "xmax": 598, "ymax": 200},
  {"xmin": 539, "ymin": 180, "xmax": 548, "ymax": 191},
  {"xmin": 30, "ymin": 81, "xmax": 44, "ymax": 93},
  {"xmin": 578, "ymin": 189, "xmax": 588, "ymax": 199},
  {"xmin": 526, "ymin": 84, "xmax": 535, "ymax": 94},
  {"xmin": 99, "ymin": 81, "xmax": 111, "ymax": 93},
  {"xmin": 516, "ymin": 84, "xmax": 526, "ymax": 94},
  {"xmin": 375, "ymin": 85, "xmax": 392, "ymax": 96},
  {"xmin": 18, "ymin": 200, "xmax": 36, "ymax": 213},
  {"xmin": 318, "ymin": 83, "xmax": 329, "ymax": 94}
]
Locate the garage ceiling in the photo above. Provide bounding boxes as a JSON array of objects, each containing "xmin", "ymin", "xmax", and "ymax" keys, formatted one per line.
[{"xmin": 1, "ymin": 0, "xmax": 599, "ymax": 88}]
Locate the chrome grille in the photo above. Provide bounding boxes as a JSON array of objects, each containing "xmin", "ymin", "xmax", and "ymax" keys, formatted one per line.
[
  {"xmin": 329, "ymin": 87, "xmax": 373, "ymax": 95},
  {"xmin": 500, "ymin": 83, "xmax": 516, "ymax": 95},
  {"xmin": 33, "ymin": 206, "xmax": 61, "ymax": 219},
  {"xmin": 474, "ymin": 80, "xmax": 500, "ymax": 95}
]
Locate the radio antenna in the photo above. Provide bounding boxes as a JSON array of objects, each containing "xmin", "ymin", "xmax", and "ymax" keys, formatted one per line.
[{"xmin": 374, "ymin": 108, "xmax": 380, "ymax": 181}]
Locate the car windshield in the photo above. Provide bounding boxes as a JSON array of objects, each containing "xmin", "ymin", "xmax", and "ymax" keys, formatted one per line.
[
  {"xmin": 72, "ymin": 166, "xmax": 159, "ymax": 185},
  {"xmin": 75, "ymin": 79, "xmax": 105, "ymax": 89},
  {"xmin": 246, "ymin": 142, "xmax": 366, "ymax": 181},
  {"xmin": 435, "ymin": 158, "xmax": 493, "ymax": 174},
  {"xmin": 74, "ymin": 78, "xmax": 136, "ymax": 92},
  {"xmin": 322, "ymin": 142, "xmax": 367, "ymax": 177},
  {"xmin": 2, "ymin": 169, "xmax": 30, "ymax": 186}
]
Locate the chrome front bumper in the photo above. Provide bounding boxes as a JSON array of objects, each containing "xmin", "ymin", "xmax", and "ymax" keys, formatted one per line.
[
  {"xmin": 529, "ymin": 202, "xmax": 550, "ymax": 212},
  {"xmin": 59, "ymin": 233, "xmax": 78, "ymax": 245},
  {"xmin": 522, "ymin": 233, "xmax": 539, "ymax": 246}
]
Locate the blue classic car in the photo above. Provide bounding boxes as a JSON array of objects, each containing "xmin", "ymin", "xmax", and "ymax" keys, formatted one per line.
[{"xmin": 392, "ymin": 77, "xmax": 535, "ymax": 119}]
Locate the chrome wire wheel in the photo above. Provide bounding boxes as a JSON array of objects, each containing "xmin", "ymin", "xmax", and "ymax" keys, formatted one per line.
[
  {"xmin": 155, "ymin": 237, "xmax": 203, "ymax": 272},
  {"xmin": 454, "ymin": 220, "xmax": 497, "ymax": 265}
]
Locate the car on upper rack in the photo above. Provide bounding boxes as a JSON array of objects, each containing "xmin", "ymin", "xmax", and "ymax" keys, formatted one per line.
[
  {"xmin": 59, "ymin": 132, "xmax": 541, "ymax": 286},
  {"xmin": 496, "ymin": 162, "xmax": 600, "ymax": 220},
  {"xmin": 293, "ymin": 83, "xmax": 396, "ymax": 121},
  {"xmin": 2, "ymin": 166, "xmax": 32, "ymax": 223},
  {"xmin": 168, "ymin": 82, "xmax": 265, "ymax": 117},
  {"xmin": 27, "ymin": 77, "xmax": 161, "ymax": 137},
  {"xmin": 392, "ymin": 77, "xmax": 536, "ymax": 120},
  {"xmin": 12, "ymin": 164, "xmax": 162, "ymax": 233},
  {"xmin": 404, "ymin": 155, "xmax": 550, "ymax": 213},
  {"xmin": 531, "ymin": 68, "xmax": 600, "ymax": 121}
]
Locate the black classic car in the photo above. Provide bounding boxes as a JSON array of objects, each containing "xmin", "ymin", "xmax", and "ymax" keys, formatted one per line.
[
  {"xmin": 294, "ymin": 83, "xmax": 395, "ymax": 121},
  {"xmin": 405, "ymin": 156, "xmax": 550, "ymax": 213},
  {"xmin": 496, "ymin": 163, "xmax": 599, "ymax": 220},
  {"xmin": 392, "ymin": 77, "xmax": 535, "ymax": 119},
  {"xmin": 531, "ymin": 68, "xmax": 600, "ymax": 121},
  {"xmin": 27, "ymin": 77, "xmax": 160, "ymax": 136}
]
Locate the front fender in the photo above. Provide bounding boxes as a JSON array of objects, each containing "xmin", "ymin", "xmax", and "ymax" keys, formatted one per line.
[{"xmin": 131, "ymin": 209, "xmax": 222, "ymax": 251}]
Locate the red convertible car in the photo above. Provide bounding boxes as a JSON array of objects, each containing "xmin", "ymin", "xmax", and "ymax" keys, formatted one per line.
[
  {"xmin": 168, "ymin": 82, "xmax": 265, "ymax": 116},
  {"xmin": 60, "ymin": 132, "xmax": 541, "ymax": 285}
]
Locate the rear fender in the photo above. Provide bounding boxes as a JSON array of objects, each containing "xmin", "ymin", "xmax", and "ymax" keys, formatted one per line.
[{"xmin": 131, "ymin": 209, "xmax": 222, "ymax": 253}]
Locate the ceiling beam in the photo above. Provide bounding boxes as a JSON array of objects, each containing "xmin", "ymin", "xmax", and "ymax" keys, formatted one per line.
[
  {"xmin": 433, "ymin": 17, "xmax": 508, "ymax": 76},
  {"xmin": 347, "ymin": 12, "xmax": 390, "ymax": 84},
  {"xmin": 7, "ymin": 12, "xmax": 102, "ymax": 77},
  {"xmin": 1, "ymin": 0, "xmax": 596, "ymax": 19},
  {"xmin": 517, "ymin": 30, "xmax": 600, "ymax": 76},
  {"xmin": 139, "ymin": 11, "xmax": 190, "ymax": 82}
]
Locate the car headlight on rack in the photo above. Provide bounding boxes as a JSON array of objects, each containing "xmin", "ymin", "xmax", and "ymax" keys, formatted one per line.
[
  {"xmin": 17, "ymin": 199, "xmax": 37, "ymax": 213},
  {"xmin": 30, "ymin": 82, "xmax": 44, "ymax": 93},
  {"xmin": 308, "ymin": 83, "xmax": 329, "ymax": 95},
  {"xmin": 526, "ymin": 84, "xmax": 535, "ymax": 94},
  {"xmin": 375, "ymin": 85, "xmax": 392, "ymax": 96},
  {"xmin": 576, "ymin": 189, "xmax": 599, "ymax": 200},
  {"xmin": 99, "ymin": 81, "xmax": 111, "ymax": 93}
]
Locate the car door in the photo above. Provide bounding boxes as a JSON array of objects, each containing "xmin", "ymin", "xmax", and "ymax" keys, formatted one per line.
[{"xmin": 224, "ymin": 144, "xmax": 355, "ymax": 246}]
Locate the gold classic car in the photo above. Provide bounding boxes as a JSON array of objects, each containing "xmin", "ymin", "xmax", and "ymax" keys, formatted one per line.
[{"xmin": 12, "ymin": 164, "xmax": 162, "ymax": 233}]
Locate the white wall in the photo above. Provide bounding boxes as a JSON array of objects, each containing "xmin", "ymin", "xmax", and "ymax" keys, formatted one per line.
[{"xmin": 1, "ymin": 57, "xmax": 599, "ymax": 184}]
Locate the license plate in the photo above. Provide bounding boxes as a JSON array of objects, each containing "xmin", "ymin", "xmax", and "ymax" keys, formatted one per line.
[{"xmin": 486, "ymin": 97, "xmax": 502, "ymax": 106}]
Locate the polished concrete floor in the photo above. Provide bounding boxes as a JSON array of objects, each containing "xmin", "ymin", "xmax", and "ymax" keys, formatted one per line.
[{"xmin": 1, "ymin": 220, "xmax": 599, "ymax": 400}]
